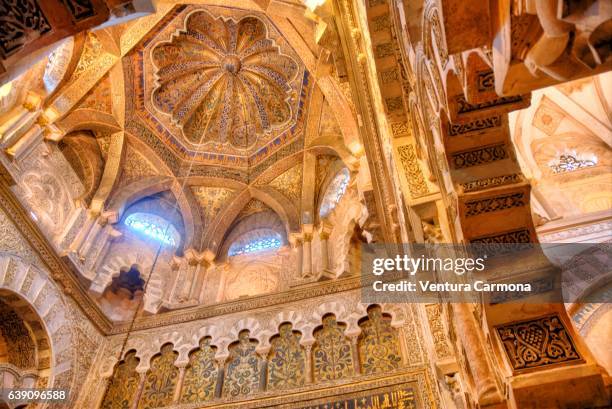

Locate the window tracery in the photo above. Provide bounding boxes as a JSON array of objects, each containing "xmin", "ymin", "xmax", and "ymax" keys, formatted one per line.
[
  {"xmin": 100, "ymin": 351, "xmax": 140, "ymax": 409},
  {"xmin": 319, "ymin": 168, "xmax": 350, "ymax": 217},
  {"xmin": 267, "ymin": 323, "xmax": 306, "ymax": 390},
  {"xmin": 223, "ymin": 330, "xmax": 261, "ymax": 398},
  {"xmin": 124, "ymin": 213, "xmax": 178, "ymax": 246},
  {"xmin": 228, "ymin": 231, "xmax": 282, "ymax": 256},
  {"xmin": 138, "ymin": 344, "xmax": 179, "ymax": 409},
  {"xmin": 312, "ymin": 314, "xmax": 354, "ymax": 382},
  {"xmin": 358, "ymin": 305, "xmax": 402, "ymax": 374},
  {"xmin": 180, "ymin": 337, "xmax": 218, "ymax": 404}
]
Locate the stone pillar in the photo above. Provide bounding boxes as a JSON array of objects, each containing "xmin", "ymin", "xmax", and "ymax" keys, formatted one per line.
[
  {"xmin": 349, "ymin": 335, "xmax": 361, "ymax": 375},
  {"xmin": 169, "ymin": 256, "xmax": 183, "ymax": 302},
  {"xmin": 94, "ymin": 377, "xmax": 111, "ymax": 409},
  {"xmin": 78, "ymin": 217, "xmax": 103, "ymax": 260},
  {"xmin": 70, "ymin": 211, "xmax": 96, "ymax": 253},
  {"xmin": 319, "ymin": 221, "xmax": 333, "ymax": 272},
  {"xmin": 291, "ymin": 236, "xmax": 303, "ymax": 278},
  {"xmin": 214, "ymin": 358, "xmax": 227, "ymax": 398},
  {"xmin": 258, "ymin": 352, "xmax": 268, "ymax": 392},
  {"xmin": 180, "ymin": 256, "xmax": 197, "ymax": 302},
  {"xmin": 303, "ymin": 343, "xmax": 314, "ymax": 384},
  {"xmin": 173, "ymin": 364, "xmax": 187, "ymax": 403},
  {"xmin": 188, "ymin": 262, "xmax": 202, "ymax": 301},
  {"xmin": 302, "ymin": 232, "xmax": 313, "ymax": 278},
  {"xmin": 397, "ymin": 325, "xmax": 410, "ymax": 367},
  {"xmin": 190, "ymin": 251, "xmax": 214, "ymax": 302},
  {"xmin": 131, "ymin": 371, "xmax": 147, "ymax": 409},
  {"xmin": 452, "ymin": 303, "xmax": 500, "ymax": 406}
]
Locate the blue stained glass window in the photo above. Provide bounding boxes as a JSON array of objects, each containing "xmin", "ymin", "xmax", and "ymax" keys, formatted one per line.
[
  {"xmin": 124, "ymin": 213, "xmax": 178, "ymax": 246},
  {"xmin": 228, "ymin": 234, "xmax": 282, "ymax": 256},
  {"xmin": 319, "ymin": 168, "xmax": 350, "ymax": 217}
]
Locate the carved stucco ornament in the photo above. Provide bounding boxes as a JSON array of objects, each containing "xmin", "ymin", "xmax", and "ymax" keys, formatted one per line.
[{"xmin": 151, "ymin": 10, "xmax": 300, "ymax": 149}]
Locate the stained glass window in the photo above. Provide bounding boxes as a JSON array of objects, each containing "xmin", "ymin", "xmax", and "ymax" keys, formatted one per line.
[
  {"xmin": 319, "ymin": 168, "xmax": 350, "ymax": 217},
  {"xmin": 124, "ymin": 213, "xmax": 178, "ymax": 246},
  {"xmin": 228, "ymin": 232, "xmax": 282, "ymax": 256},
  {"xmin": 549, "ymin": 153, "xmax": 597, "ymax": 174}
]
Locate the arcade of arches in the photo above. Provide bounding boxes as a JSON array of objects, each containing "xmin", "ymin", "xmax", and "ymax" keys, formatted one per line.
[{"xmin": 0, "ymin": 0, "xmax": 610, "ymax": 408}]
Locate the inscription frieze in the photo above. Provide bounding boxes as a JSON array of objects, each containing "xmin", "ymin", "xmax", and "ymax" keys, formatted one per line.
[
  {"xmin": 464, "ymin": 192, "xmax": 526, "ymax": 217},
  {"xmin": 451, "ymin": 144, "xmax": 508, "ymax": 169},
  {"xmin": 448, "ymin": 115, "xmax": 502, "ymax": 136}
]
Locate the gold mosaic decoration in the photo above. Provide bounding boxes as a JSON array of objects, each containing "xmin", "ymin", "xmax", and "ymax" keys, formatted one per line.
[
  {"xmin": 151, "ymin": 10, "xmax": 299, "ymax": 148},
  {"xmin": 100, "ymin": 351, "xmax": 140, "ymax": 409},
  {"xmin": 191, "ymin": 186, "xmax": 236, "ymax": 224},
  {"xmin": 223, "ymin": 330, "xmax": 261, "ymax": 398},
  {"xmin": 358, "ymin": 306, "xmax": 402, "ymax": 375},
  {"xmin": 312, "ymin": 315, "xmax": 354, "ymax": 382},
  {"xmin": 269, "ymin": 164, "xmax": 303, "ymax": 202},
  {"xmin": 236, "ymin": 198, "xmax": 272, "ymax": 221},
  {"xmin": 267, "ymin": 323, "xmax": 306, "ymax": 390},
  {"xmin": 180, "ymin": 337, "xmax": 218, "ymax": 404},
  {"xmin": 138, "ymin": 344, "xmax": 179, "ymax": 409}
]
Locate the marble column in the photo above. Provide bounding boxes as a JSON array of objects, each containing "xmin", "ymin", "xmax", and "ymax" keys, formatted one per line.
[
  {"xmin": 130, "ymin": 371, "xmax": 147, "ymax": 409},
  {"xmin": 349, "ymin": 335, "xmax": 361, "ymax": 375},
  {"xmin": 302, "ymin": 233, "xmax": 313, "ymax": 278},
  {"xmin": 453, "ymin": 303, "xmax": 500, "ymax": 405},
  {"xmin": 173, "ymin": 364, "xmax": 187, "ymax": 403},
  {"xmin": 303, "ymin": 343, "xmax": 314, "ymax": 384},
  {"xmin": 319, "ymin": 221, "xmax": 333, "ymax": 272},
  {"xmin": 214, "ymin": 358, "xmax": 227, "ymax": 398}
]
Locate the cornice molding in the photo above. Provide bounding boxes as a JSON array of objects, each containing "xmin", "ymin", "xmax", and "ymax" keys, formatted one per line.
[{"xmin": 109, "ymin": 276, "xmax": 364, "ymax": 334}]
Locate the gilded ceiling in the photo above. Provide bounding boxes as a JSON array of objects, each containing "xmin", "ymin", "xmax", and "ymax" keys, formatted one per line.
[{"xmin": 125, "ymin": 5, "xmax": 309, "ymax": 177}]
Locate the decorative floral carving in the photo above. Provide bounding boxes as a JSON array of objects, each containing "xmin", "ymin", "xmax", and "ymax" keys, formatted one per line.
[
  {"xmin": 455, "ymin": 95, "xmax": 523, "ymax": 115},
  {"xmin": 460, "ymin": 174, "xmax": 521, "ymax": 193},
  {"xmin": 451, "ymin": 144, "xmax": 508, "ymax": 169},
  {"xmin": 151, "ymin": 11, "xmax": 299, "ymax": 148},
  {"xmin": 464, "ymin": 192, "xmax": 526, "ymax": 217},
  {"xmin": 312, "ymin": 314, "xmax": 354, "ymax": 382},
  {"xmin": 138, "ymin": 344, "xmax": 179, "ymax": 408},
  {"xmin": 549, "ymin": 154, "xmax": 597, "ymax": 174},
  {"xmin": 397, "ymin": 145, "xmax": 428, "ymax": 197},
  {"xmin": 180, "ymin": 337, "xmax": 218, "ymax": 403},
  {"xmin": 0, "ymin": 0, "xmax": 51, "ymax": 58},
  {"xmin": 358, "ymin": 306, "xmax": 402, "ymax": 374},
  {"xmin": 192, "ymin": 186, "xmax": 236, "ymax": 224},
  {"xmin": 447, "ymin": 115, "xmax": 502, "ymax": 136},
  {"xmin": 470, "ymin": 229, "xmax": 532, "ymax": 245},
  {"xmin": 100, "ymin": 351, "xmax": 140, "ymax": 409},
  {"xmin": 267, "ymin": 323, "xmax": 305, "ymax": 390},
  {"xmin": 496, "ymin": 315, "xmax": 581, "ymax": 371},
  {"xmin": 425, "ymin": 304, "xmax": 451, "ymax": 359},
  {"xmin": 270, "ymin": 164, "xmax": 303, "ymax": 202},
  {"xmin": 223, "ymin": 330, "xmax": 261, "ymax": 397}
]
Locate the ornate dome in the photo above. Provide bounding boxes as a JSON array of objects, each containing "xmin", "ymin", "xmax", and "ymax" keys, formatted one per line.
[{"xmin": 151, "ymin": 11, "xmax": 299, "ymax": 149}]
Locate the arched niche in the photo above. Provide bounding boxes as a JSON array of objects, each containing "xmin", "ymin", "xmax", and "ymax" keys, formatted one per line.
[{"xmin": 0, "ymin": 290, "xmax": 52, "ymax": 390}]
